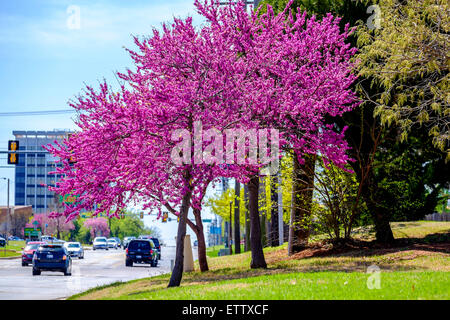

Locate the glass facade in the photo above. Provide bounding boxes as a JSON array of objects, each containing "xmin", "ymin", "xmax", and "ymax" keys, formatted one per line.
[{"xmin": 13, "ymin": 130, "xmax": 73, "ymax": 214}]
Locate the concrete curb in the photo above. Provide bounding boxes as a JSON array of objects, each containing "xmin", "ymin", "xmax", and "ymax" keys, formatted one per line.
[{"xmin": 0, "ymin": 255, "xmax": 21, "ymax": 260}]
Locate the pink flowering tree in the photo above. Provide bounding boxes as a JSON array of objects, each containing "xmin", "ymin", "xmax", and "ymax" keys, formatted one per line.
[
  {"xmin": 83, "ymin": 218, "xmax": 110, "ymax": 239},
  {"xmin": 46, "ymin": 0, "xmax": 357, "ymax": 287},
  {"xmin": 196, "ymin": 0, "xmax": 358, "ymax": 266},
  {"xmin": 26, "ymin": 214, "xmax": 74, "ymax": 239}
]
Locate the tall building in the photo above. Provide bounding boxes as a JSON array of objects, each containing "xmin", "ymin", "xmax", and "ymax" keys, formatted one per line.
[{"xmin": 13, "ymin": 130, "xmax": 72, "ymax": 214}]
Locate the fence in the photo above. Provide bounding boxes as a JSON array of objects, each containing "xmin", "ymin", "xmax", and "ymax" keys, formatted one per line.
[{"xmin": 424, "ymin": 212, "xmax": 450, "ymax": 222}]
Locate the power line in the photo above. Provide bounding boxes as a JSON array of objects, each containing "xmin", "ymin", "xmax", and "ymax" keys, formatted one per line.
[{"xmin": 0, "ymin": 110, "xmax": 75, "ymax": 117}]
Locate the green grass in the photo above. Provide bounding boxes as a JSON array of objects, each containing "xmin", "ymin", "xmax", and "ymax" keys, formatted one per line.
[
  {"xmin": 70, "ymin": 221, "xmax": 450, "ymax": 300},
  {"xmin": 206, "ymin": 244, "xmax": 245, "ymax": 257},
  {"xmin": 74, "ymin": 272, "xmax": 449, "ymax": 300},
  {"xmin": 0, "ymin": 240, "xmax": 26, "ymax": 258}
]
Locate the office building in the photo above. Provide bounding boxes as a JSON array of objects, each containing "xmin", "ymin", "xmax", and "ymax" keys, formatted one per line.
[{"xmin": 13, "ymin": 130, "xmax": 72, "ymax": 213}]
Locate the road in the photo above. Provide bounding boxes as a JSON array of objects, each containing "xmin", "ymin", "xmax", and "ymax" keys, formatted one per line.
[{"xmin": 0, "ymin": 245, "xmax": 184, "ymax": 300}]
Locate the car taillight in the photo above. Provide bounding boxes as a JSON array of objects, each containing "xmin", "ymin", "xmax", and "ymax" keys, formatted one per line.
[
  {"xmin": 150, "ymin": 249, "xmax": 153, "ymax": 254},
  {"xmin": 62, "ymin": 255, "xmax": 67, "ymax": 260},
  {"xmin": 126, "ymin": 248, "xmax": 128, "ymax": 254}
]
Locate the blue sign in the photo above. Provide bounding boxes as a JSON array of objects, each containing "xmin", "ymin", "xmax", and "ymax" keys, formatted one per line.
[{"xmin": 209, "ymin": 226, "xmax": 222, "ymax": 235}]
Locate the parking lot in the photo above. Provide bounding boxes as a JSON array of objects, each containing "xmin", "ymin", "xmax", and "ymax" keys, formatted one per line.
[{"xmin": 0, "ymin": 245, "xmax": 176, "ymax": 300}]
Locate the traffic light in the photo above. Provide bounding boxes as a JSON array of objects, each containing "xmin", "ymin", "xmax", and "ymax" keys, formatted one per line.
[
  {"xmin": 7, "ymin": 140, "xmax": 19, "ymax": 165},
  {"xmin": 140, "ymin": 212, "xmax": 144, "ymax": 219},
  {"xmin": 162, "ymin": 212, "xmax": 168, "ymax": 223}
]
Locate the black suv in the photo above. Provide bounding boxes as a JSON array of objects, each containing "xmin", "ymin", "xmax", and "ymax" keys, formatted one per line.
[
  {"xmin": 125, "ymin": 239, "xmax": 158, "ymax": 267},
  {"xmin": 32, "ymin": 244, "xmax": 72, "ymax": 276}
]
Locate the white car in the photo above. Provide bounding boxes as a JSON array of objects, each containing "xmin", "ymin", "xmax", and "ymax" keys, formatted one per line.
[
  {"xmin": 93, "ymin": 237, "xmax": 108, "ymax": 250},
  {"xmin": 64, "ymin": 242, "xmax": 84, "ymax": 259},
  {"xmin": 107, "ymin": 238, "xmax": 119, "ymax": 249}
]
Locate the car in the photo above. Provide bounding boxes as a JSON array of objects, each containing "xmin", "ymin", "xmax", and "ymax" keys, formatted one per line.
[
  {"xmin": 9, "ymin": 236, "xmax": 23, "ymax": 241},
  {"xmin": 107, "ymin": 238, "xmax": 119, "ymax": 249},
  {"xmin": 150, "ymin": 237, "xmax": 161, "ymax": 260},
  {"xmin": 32, "ymin": 244, "xmax": 72, "ymax": 276},
  {"xmin": 93, "ymin": 237, "xmax": 108, "ymax": 250},
  {"xmin": 64, "ymin": 242, "xmax": 84, "ymax": 259},
  {"xmin": 125, "ymin": 239, "xmax": 158, "ymax": 267},
  {"xmin": 21, "ymin": 241, "xmax": 46, "ymax": 266},
  {"xmin": 122, "ymin": 236, "xmax": 136, "ymax": 249},
  {"xmin": 112, "ymin": 237, "xmax": 121, "ymax": 248},
  {"xmin": 193, "ymin": 240, "xmax": 198, "ymax": 247},
  {"xmin": 41, "ymin": 235, "xmax": 55, "ymax": 242},
  {"xmin": 0, "ymin": 236, "xmax": 5, "ymax": 247}
]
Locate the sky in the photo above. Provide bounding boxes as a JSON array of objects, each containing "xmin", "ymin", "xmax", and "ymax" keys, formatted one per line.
[{"xmin": 0, "ymin": 0, "xmax": 218, "ymax": 244}]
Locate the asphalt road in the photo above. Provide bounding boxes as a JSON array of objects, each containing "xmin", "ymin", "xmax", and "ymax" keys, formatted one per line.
[{"xmin": 0, "ymin": 246, "xmax": 179, "ymax": 300}]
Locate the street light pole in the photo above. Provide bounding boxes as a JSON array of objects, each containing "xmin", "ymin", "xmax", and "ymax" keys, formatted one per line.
[
  {"xmin": 229, "ymin": 200, "xmax": 233, "ymax": 254},
  {"xmin": 1, "ymin": 177, "xmax": 10, "ymax": 245}
]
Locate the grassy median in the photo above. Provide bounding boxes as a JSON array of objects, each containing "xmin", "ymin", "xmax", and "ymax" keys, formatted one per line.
[
  {"xmin": 69, "ymin": 221, "xmax": 450, "ymax": 300},
  {"xmin": 0, "ymin": 240, "xmax": 25, "ymax": 258}
]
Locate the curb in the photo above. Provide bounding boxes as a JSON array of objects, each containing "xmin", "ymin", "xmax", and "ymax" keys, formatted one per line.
[{"xmin": 0, "ymin": 255, "xmax": 21, "ymax": 260}]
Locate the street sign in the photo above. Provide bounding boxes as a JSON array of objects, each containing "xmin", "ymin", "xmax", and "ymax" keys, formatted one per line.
[{"xmin": 24, "ymin": 227, "xmax": 41, "ymax": 238}]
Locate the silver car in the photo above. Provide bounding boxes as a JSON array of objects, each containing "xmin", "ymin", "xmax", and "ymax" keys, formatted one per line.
[
  {"xmin": 107, "ymin": 238, "xmax": 119, "ymax": 249},
  {"xmin": 64, "ymin": 242, "xmax": 84, "ymax": 259},
  {"xmin": 93, "ymin": 237, "xmax": 108, "ymax": 250}
]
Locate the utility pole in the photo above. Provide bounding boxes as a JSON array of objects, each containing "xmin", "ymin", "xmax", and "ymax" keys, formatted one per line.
[
  {"xmin": 229, "ymin": 200, "xmax": 233, "ymax": 254},
  {"xmin": 1, "ymin": 178, "xmax": 10, "ymax": 242},
  {"xmin": 7, "ymin": 178, "xmax": 10, "ymax": 240},
  {"xmin": 234, "ymin": 181, "xmax": 241, "ymax": 254},
  {"xmin": 244, "ymin": 184, "xmax": 250, "ymax": 251},
  {"xmin": 278, "ymin": 172, "xmax": 284, "ymax": 245}
]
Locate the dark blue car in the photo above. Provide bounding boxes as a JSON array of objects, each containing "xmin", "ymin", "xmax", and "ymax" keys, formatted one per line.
[{"xmin": 32, "ymin": 244, "xmax": 72, "ymax": 276}]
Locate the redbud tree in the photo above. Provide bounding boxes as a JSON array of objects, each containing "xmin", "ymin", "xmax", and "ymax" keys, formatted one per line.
[{"xmin": 46, "ymin": 1, "xmax": 357, "ymax": 287}]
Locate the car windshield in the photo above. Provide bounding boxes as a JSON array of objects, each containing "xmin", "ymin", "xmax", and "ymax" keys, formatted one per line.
[
  {"xmin": 151, "ymin": 238, "xmax": 160, "ymax": 246},
  {"xmin": 24, "ymin": 244, "xmax": 40, "ymax": 250},
  {"xmin": 107, "ymin": 240, "xmax": 115, "ymax": 242},
  {"xmin": 128, "ymin": 241, "xmax": 151, "ymax": 250},
  {"xmin": 68, "ymin": 243, "xmax": 80, "ymax": 248},
  {"xmin": 95, "ymin": 238, "xmax": 107, "ymax": 242}
]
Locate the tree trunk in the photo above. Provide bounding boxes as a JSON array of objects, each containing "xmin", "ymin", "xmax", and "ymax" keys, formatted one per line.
[
  {"xmin": 234, "ymin": 181, "xmax": 241, "ymax": 254},
  {"xmin": 244, "ymin": 184, "xmax": 251, "ymax": 252},
  {"xmin": 270, "ymin": 176, "xmax": 279, "ymax": 246},
  {"xmin": 248, "ymin": 175, "xmax": 267, "ymax": 269},
  {"xmin": 168, "ymin": 185, "xmax": 192, "ymax": 288},
  {"xmin": 288, "ymin": 152, "xmax": 316, "ymax": 255},
  {"xmin": 192, "ymin": 208, "xmax": 209, "ymax": 272},
  {"xmin": 362, "ymin": 169, "xmax": 395, "ymax": 244}
]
